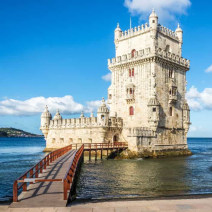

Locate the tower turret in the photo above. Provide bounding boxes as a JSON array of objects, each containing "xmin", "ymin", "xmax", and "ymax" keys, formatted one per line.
[
  {"xmin": 40, "ymin": 105, "xmax": 52, "ymax": 138},
  {"xmin": 53, "ymin": 110, "xmax": 62, "ymax": 121},
  {"xmin": 149, "ymin": 9, "xmax": 158, "ymax": 29},
  {"xmin": 148, "ymin": 95, "xmax": 160, "ymax": 131},
  {"xmin": 176, "ymin": 23, "xmax": 183, "ymax": 56},
  {"xmin": 97, "ymin": 98, "xmax": 109, "ymax": 126},
  {"xmin": 114, "ymin": 23, "xmax": 122, "ymax": 43}
]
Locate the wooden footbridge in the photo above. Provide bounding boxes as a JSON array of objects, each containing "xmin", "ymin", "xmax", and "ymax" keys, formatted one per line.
[{"xmin": 11, "ymin": 142, "xmax": 127, "ymax": 208}]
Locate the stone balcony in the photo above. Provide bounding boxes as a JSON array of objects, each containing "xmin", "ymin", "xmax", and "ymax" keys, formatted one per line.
[{"xmin": 169, "ymin": 94, "xmax": 177, "ymax": 104}]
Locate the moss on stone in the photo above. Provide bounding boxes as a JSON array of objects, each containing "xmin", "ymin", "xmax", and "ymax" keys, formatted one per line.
[{"xmin": 113, "ymin": 148, "xmax": 192, "ymax": 159}]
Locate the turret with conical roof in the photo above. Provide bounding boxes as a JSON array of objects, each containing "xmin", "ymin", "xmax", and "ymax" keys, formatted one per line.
[
  {"xmin": 40, "ymin": 105, "xmax": 52, "ymax": 138},
  {"xmin": 149, "ymin": 9, "xmax": 158, "ymax": 29},
  {"xmin": 53, "ymin": 109, "xmax": 62, "ymax": 121},
  {"xmin": 114, "ymin": 23, "xmax": 122, "ymax": 43},
  {"xmin": 97, "ymin": 98, "xmax": 109, "ymax": 126}
]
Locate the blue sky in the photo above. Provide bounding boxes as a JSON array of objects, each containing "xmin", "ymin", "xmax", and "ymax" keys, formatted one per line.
[{"xmin": 0, "ymin": 0, "xmax": 211, "ymax": 136}]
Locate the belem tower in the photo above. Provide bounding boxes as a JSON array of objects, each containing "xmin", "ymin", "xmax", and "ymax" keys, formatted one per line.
[{"xmin": 40, "ymin": 10, "xmax": 191, "ymax": 157}]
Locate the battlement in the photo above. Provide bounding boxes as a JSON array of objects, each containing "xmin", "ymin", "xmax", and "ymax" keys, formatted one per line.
[
  {"xmin": 108, "ymin": 48, "xmax": 190, "ymax": 69},
  {"xmin": 158, "ymin": 25, "xmax": 178, "ymax": 41},
  {"xmin": 48, "ymin": 116, "xmax": 123, "ymax": 129},
  {"xmin": 49, "ymin": 117, "xmax": 98, "ymax": 129},
  {"xmin": 115, "ymin": 23, "xmax": 180, "ymax": 42},
  {"xmin": 117, "ymin": 23, "xmax": 150, "ymax": 41},
  {"xmin": 108, "ymin": 47, "xmax": 152, "ymax": 67}
]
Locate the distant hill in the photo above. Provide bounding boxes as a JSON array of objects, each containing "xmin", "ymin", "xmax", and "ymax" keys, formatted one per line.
[{"xmin": 0, "ymin": 128, "xmax": 43, "ymax": 137}]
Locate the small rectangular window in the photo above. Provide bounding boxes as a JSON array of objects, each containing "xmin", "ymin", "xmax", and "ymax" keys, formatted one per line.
[
  {"xmin": 153, "ymin": 108, "xmax": 156, "ymax": 112},
  {"xmin": 132, "ymin": 68, "xmax": 134, "ymax": 77}
]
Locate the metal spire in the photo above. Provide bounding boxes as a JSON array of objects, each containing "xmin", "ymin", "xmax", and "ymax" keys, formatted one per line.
[{"xmin": 130, "ymin": 16, "xmax": 132, "ymax": 29}]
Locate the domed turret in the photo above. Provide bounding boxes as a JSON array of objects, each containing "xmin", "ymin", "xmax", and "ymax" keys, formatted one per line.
[
  {"xmin": 80, "ymin": 111, "xmax": 85, "ymax": 118},
  {"xmin": 149, "ymin": 9, "xmax": 158, "ymax": 28},
  {"xmin": 40, "ymin": 105, "xmax": 52, "ymax": 138},
  {"xmin": 97, "ymin": 98, "xmax": 109, "ymax": 114},
  {"xmin": 175, "ymin": 23, "xmax": 183, "ymax": 43},
  {"xmin": 53, "ymin": 109, "xmax": 62, "ymax": 121},
  {"xmin": 97, "ymin": 98, "xmax": 109, "ymax": 126},
  {"xmin": 114, "ymin": 23, "xmax": 122, "ymax": 41},
  {"xmin": 148, "ymin": 95, "xmax": 160, "ymax": 131}
]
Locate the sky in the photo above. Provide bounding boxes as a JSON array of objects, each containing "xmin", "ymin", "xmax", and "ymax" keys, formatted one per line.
[{"xmin": 0, "ymin": 0, "xmax": 211, "ymax": 137}]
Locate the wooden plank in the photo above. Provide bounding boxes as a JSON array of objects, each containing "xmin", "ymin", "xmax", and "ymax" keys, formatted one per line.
[{"xmin": 10, "ymin": 150, "xmax": 76, "ymax": 208}]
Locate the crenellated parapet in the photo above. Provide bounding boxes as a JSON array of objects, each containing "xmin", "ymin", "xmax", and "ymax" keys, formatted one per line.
[
  {"xmin": 108, "ymin": 48, "xmax": 152, "ymax": 68},
  {"xmin": 156, "ymin": 48, "xmax": 190, "ymax": 69},
  {"xmin": 48, "ymin": 115, "xmax": 123, "ymax": 129},
  {"xmin": 115, "ymin": 23, "xmax": 150, "ymax": 42},
  {"xmin": 108, "ymin": 48, "xmax": 190, "ymax": 69},
  {"xmin": 49, "ymin": 117, "xmax": 99, "ymax": 129},
  {"xmin": 158, "ymin": 25, "xmax": 178, "ymax": 40}
]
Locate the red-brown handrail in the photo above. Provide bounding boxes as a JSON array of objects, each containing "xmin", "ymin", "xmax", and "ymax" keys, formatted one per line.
[
  {"xmin": 63, "ymin": 144, "xmax": 84, "ymax": 200},
  {"xmin": 83, "ymin": 142, "xmax": 128, "ymax": 150},
  {"xmin": 13, "ymin": 144, "xmax": 73, "ymax": 202}
]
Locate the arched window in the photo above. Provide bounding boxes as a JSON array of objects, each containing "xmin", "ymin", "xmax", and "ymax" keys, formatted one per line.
[
  {"xmin": 169, "ymin": 107, "xmax": 173, "ymax": 116},
  {"xmin": 169, "ymin": 69, "xmax": 173, "ymax": 78},
  {"xmin": 129, "ymin": 106, "xmax": 134, "ymax": 116},
  {"xmin": 129, "ymin": 69, "xmax": 131, "ymax": 77},
  {"xmin": 132, "ymin": 68, "xmax": 134, "ymax": 77},
  {"xmin": 131, "ymin": 49, "xmax": 136, "ymax": 58}
]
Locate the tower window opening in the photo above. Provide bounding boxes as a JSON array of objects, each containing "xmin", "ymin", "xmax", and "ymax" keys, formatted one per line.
[
  {"xmin": 132, "ymin": 68, "xmax": 134, "ymax": 77},
  {"xmin": 131, "ymin": 49, "xmax": 136, "ymax": 58},
  {"xmin": 129, "ymin": 69, "xmax": 131, "ymax": 77},
  {"xmin": 129, "ymin": 106, "xmax": 134, "ymax": 116},
  {"xmin": 109, "ymin": 94, "xmax": 112, "ymax": 99},
  {"xmin": 169, "ymin": 69, "xmax": 173, "ymax": 78},
  {"xmin": 153, "ymin": 108, "xmax": 156, "ymax": 112},
  {"xmin": 169, "ymin": 107, "xmax": 173, "ymax": 116},
  {"xmin": 152, "ymin": 20, "xmax": 155, "ymax": 23},
  {"xmin": 130, "ymin": 88, "xmax": 133, "ymax": 94},
  {"xmin": 101, "ymin": 115, "xmax": 105, "ymax": 120}
]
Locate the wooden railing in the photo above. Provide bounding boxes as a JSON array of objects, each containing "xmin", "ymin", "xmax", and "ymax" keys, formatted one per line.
[
  {"xmin": 13, "ymin": 144, "xmax": 73, "ymax": 202},
  {"xmin": 63, "ymin": 144, "xmax": 84, "ymax": 200},
  {"xmin": 83, "ymin": 142, "xmax": 128, "ymax": 150}
]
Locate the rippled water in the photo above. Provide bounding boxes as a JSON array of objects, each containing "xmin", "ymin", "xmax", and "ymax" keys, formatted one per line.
[
  {"xmin": 76, "ymin": 138, "xmax": 212, "ymax": 200},
  {"xmin": 0, "ymin": 137, "xmax": 45, "ymax": 201},
  {"xmin": 0, "ymin": 137, "xmax": 211, "ymax": 202}
]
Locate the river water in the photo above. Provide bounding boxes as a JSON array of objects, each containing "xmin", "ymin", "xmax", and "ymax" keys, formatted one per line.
[{"xmin": 0, "ymin": 137, "xmax": 211, "ymax": 202}]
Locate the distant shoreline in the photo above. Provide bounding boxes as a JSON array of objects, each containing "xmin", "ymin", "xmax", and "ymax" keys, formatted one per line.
[{"xmin": 0, "ymin": 127, "xmax": 43, "ymax": 138}]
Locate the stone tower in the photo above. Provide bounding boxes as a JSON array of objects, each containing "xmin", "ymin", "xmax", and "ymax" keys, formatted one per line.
[{"xmin": 108, "ymin": 10, "xmax": 191, "ymax": 153}]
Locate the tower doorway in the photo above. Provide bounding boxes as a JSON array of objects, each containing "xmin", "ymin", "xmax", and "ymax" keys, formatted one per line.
[{"xmin": 113, "ymin": 134, "xmax": 119, "ymax": 144}]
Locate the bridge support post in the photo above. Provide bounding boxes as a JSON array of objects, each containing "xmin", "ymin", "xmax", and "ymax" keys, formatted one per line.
[
  {"xmin": 23, "ymin": 175, "xmax": 27, "ymax": 191},
  {"xmin": 89, "ymin": 150, "xmax": 91, "ymax": 161},
  {"xmin": 95, "ymin": 150, "xmax": 97, "ymax": 161},
  {"xmin": 63, "ymin": 179, "xmax": 68, "ymax": 200},
  {"xmin": 13, "ymin": 181, "xmax": 18, "ymax": 202},
  {"xmin": 101, "ymin": 149, "xmax": 103, "ymax": 160}
]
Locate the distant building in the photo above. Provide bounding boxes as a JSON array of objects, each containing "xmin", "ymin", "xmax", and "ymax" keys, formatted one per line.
[{"xmin": 41, "ymin": 10, "xmax": 191, "ymax": 155}]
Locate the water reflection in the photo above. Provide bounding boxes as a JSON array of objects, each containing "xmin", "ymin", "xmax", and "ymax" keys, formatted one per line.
[{"xmin": 76, "ymin": 138, "xmax": 212, "ymax": 200}]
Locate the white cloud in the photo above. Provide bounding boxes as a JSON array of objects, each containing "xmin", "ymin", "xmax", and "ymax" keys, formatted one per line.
[
  {"xmin": 124, "ymin": 0, "xmax": 191, "ymax": 22},
  {"xmin": 186, "ymin": 86, "xmax": 212, "ymax": 111},
  {"xmin": 102, "ymin": 73, "xmax": 111, "ymax": 82},
  {"xmin": 0, "ymin": 96, "xmax": 102, "ymax": 116},
  {"xmin": 189, "ymin": 125, "xmax": 203, "ymax": 132},
  {"xmin": 85, "ymin": 100, "xmax": 102, "ymax": 113},
  {"xmin": 205, "ymin": 65, "xmax": 212, "ymax": 73}
]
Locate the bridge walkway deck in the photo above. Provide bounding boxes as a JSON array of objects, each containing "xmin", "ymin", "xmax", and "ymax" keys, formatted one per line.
[{"xmin": 10, "ymin": 149, "xmax": 77, "ymax": 208}]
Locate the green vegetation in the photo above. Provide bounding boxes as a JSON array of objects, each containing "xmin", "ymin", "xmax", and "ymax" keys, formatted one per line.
[{"xmin": 0, "ymin": 128, "xmax": 42, "ymax": 137}]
